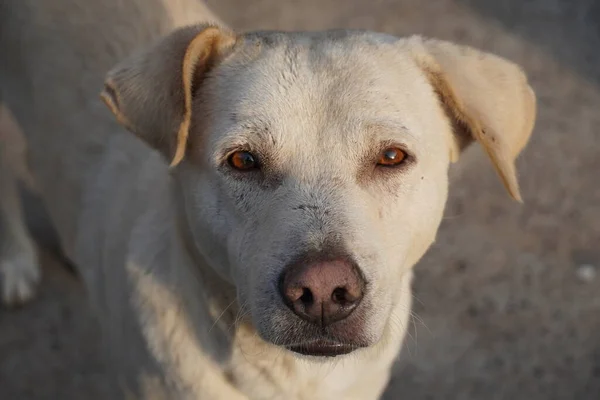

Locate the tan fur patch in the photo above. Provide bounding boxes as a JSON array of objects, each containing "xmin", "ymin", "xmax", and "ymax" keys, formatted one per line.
[
  {"xmin": 100, "ymin": 79, "xmax": 135, "ymax": 134},
  {"xmin": 170, "ymin": 27, "xmax": 236, "ymax": 167},
  {"xmin": 413, "ymin": 37, "xmax": 537, "ymax": 202}
]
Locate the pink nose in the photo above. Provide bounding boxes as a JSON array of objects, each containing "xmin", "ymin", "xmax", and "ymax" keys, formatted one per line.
[{"xmin": 279, "ymin": 259, "xmax": 365, "ymax": 327}]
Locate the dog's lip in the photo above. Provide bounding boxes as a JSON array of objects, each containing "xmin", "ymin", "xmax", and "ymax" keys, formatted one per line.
[{"xmin": 286, "ymin": 340, "xmax": 360, "ymax": 357}]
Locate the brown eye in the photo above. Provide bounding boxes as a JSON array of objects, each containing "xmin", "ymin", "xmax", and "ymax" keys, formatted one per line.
[
  {"xmin": 377, "ymin": 147, "xmax": 407, "ymax": 167},
  {"xmin": 228, "ymin": 151, "xmax": 258, "ymax": 171}
]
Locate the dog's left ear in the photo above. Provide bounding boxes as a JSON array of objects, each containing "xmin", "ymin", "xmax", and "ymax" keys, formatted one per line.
[
  {"xmin": 410, "ymin": 37, "xmax": 537, "ymax": 202},
  {"xmin": 100, "ymin": 25, "xmax": 237, "ymax": 167}
]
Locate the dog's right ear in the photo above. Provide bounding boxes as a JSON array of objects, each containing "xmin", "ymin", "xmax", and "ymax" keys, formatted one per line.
[{"xmin": 100, "ymin": 25, "xmax": 237, "ymax": 167}]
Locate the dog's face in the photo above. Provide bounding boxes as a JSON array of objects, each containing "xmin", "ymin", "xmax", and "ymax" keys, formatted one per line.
[
  {"xmin": 177, "ymin": 32, "xmax": 454, "ymax": 353},
  {"xmin": 102, "ymin": 27, "xmax": 536, "ymax": 356}
]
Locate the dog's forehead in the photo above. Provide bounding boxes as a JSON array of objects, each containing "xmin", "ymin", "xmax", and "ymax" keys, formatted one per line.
[
  {"xmin": 208, "ymin": 30, "xmax": 441, "ymax": 149},
  {"xmin": 227, "ymin": 30, "xmax": 420, "ymax": 94},
  {"xmin": 219, "ymin": 31, "xmax": 427, "ymax": 100}
]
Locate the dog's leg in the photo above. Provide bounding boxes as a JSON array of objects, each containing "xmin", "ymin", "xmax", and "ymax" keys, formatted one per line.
[{"xmin": 0, "ymin": 104, "xmax": 41, "ymax": 307}]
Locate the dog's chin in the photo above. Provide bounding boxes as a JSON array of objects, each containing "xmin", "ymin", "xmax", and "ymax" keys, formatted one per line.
[{"xmin": 286, "ymin": 340, "xmax": 364, "ymax": 357}]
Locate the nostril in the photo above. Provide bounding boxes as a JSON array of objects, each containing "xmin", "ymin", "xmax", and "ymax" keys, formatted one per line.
[
  {"xmin": 331, "ymin": 287, "xmax": 348, "ymax": 305},
  {"xmin": 299, "ymin": 288, "xmax": 314, "ymax": 306}
]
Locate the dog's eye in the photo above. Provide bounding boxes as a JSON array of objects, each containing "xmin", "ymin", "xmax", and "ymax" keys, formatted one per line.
[
  {"xmin": 228, "ymin": 151, "xmax": 258, "ymax": 171},
  {"xmin": 377, "ymin": 147, "xmax": 407, "ymax": 167}
]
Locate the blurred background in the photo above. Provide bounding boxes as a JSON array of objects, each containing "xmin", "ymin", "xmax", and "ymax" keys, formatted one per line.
[{"xmin": 1, "ymin": 0, "xmax": 599, "ymax": 398}]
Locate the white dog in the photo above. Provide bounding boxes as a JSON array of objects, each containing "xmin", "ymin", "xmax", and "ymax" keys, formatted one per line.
[{"xmin": 0, "ymin": 0, "xmax": 536, "ymax": 398}]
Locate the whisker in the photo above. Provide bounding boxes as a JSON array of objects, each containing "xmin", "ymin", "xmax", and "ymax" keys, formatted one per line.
[{"xmin": 209, "ymin": 298, "xmax": 238, "ymax": 333}]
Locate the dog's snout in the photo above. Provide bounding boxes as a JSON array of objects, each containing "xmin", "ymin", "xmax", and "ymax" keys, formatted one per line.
[{"xmin": 279, "ymin": 259, "xmax": 365, "ymax": 327}]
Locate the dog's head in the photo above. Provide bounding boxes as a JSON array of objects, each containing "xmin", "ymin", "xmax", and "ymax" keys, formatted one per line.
[{"xmin": 101, "ymin": 25, "xmax": 536, "ymax": 357}]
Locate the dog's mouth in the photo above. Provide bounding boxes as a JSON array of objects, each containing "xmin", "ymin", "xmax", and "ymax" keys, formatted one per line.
[{"xmin": 286, "ymin": 340, "xmax": 360, "ymax": 357}]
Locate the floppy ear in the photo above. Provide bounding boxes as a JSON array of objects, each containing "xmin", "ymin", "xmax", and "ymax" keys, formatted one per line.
[
  {"xmin": 100, "ymin": 25, "xmax": 237, "ymax": 167},
  {"xmin": 410, "ymin": 37, "xmax": 537, "ymax": 202}
]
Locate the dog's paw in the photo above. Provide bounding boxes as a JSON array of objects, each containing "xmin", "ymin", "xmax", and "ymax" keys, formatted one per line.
[{"xmin": 1, "ymin": 251, "xmax": 41, "ymax": 307}]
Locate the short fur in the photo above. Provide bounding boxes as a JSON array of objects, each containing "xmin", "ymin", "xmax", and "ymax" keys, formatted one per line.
[{"xmin": 0, "ymin": 0, "xmax": 536, "ymax": 398}]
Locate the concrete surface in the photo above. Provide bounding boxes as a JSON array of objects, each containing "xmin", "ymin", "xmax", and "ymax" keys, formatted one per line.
[{"xmin": 1, "ymin": 0, "xmax": 599, "ymax": 399}]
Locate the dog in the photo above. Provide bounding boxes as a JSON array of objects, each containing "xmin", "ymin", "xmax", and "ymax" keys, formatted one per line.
[{"xmin": 0, "ymin": 0, "xmax": 536, "ymax": 398}]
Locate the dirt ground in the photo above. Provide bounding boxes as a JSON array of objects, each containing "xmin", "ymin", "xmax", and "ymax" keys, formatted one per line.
[{"xmin": 1, "ymin": 0, "xmax": 600, "ymax": 399}]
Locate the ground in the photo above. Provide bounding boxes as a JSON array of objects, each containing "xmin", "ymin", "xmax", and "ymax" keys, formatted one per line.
[{"xmin": 1, "ymin": 0, "xmax": 599, "ymax": 398}]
